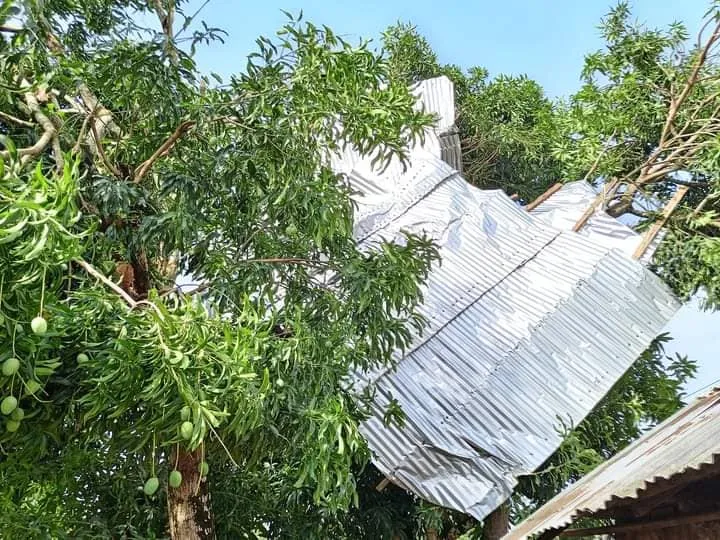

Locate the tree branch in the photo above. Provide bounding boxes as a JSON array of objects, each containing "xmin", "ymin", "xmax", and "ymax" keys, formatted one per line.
[
  {"xmin": 133, "ymin": 120, "xmax": 195, "ymax": 183},
  {"xmin": 151, "ymin": 0, "xmax": 179, "ymax": 65},
  {"xmin": 0, "ymin": 110, "xmax": 33, "ymax": 127},
  {"xmin": 75, "ymin": 259, "xmax": 138, "ymax": 308},
  {"xmin": 659, "ymin": 19, "xmax": 720, "ymax": 147},
  {"xmin": 90, "ymin": 119, "xmax": 123, "ymax": 178}
]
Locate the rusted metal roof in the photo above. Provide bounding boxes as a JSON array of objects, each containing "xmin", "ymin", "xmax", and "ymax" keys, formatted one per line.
[{"xmin": 506, "ymin": 389, "xmax": 720, "ymax": 539}]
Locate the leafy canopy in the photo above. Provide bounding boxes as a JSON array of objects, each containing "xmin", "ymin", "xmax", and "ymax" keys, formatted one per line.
[{"xmin": 0, "ymin": 0, "xmax": 438, "ymax": 536}]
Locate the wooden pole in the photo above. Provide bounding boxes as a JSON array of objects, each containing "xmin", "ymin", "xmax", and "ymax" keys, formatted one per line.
[
  {"xmin": 560, "ymin": 509, "xmax": 720, "ymax": 537},
  {"xmin": 524, "ymin": 183, "xmax": 563, "ymax": 211},
  {"xmin": 571, "ymin": 178, "xmax": 620, "ymax": 232},
  {"xmin": 632, "ymin": 185, "xmax": 689, "ymax": 260}
]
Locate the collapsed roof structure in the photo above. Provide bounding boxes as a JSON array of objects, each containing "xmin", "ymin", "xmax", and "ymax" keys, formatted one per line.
[{"xmin": 332, "ymin": 76, "xmax": 680, "ymax": 520}]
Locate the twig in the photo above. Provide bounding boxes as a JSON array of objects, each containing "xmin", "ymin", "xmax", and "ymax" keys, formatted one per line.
[
  {"xmin": 0, "ymin": 25, "xmax": 22, "ymax": 33},
  {"xmin": 581, "ymin": 130, "xmax": 616, "ymax": 183},
  {"xmin": 75, "ymin": 259, "xmax": 138, "ymax": 308},
  {"xmin": 239, "ymin": 257, "xmax": 332, "ymax": 268},
  {"xmin": 133, "ymin": 120, "xmax": 195, "ymax": 183}
]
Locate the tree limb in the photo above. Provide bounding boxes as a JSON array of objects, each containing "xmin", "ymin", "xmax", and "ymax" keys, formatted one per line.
[
  {"xmin": 0, "ymin": 110, "xmax": 33, "ymax": 127},
  {"xmin": 75, "ymin": 259, "xmax": 138, "ymax": 308},
  {"xmin": 133, "ymin": 120, "xmax": 195, "ymax": 183},
  {"xmin": 89, "ymin": 119, "xmax": 123, "ymax": 178}
]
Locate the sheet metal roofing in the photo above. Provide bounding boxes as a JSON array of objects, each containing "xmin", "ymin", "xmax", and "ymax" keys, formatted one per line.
[
  {"xmin": 506, "ymin": 389, "xmax": 720, "ymax": 539},
  {"xmin": 530, "ymin": 180, "xmax": 664, "ymax": 265},
  {"xmin": 335, "ymin": 76, "xmax": 680, "ymax": 520}
]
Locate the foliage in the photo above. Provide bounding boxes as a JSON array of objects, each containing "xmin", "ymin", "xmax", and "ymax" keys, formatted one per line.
[
  {"xmin": 0, "ymin": 1, "xmax": 438, "ymax": 536},
  {"xmin": 382, "ymin": 23, "xmax": 563, "ymax": 201},
  {"xmin": 553, "ymin": 2, "xmax": 720, "ymax": 308}
]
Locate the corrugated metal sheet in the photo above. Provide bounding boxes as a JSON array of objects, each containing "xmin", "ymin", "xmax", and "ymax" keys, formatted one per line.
[
  {"xmin": 333, "ymin": 77, "xmax": 680, "ymax": 521},
  {"xmin": 530, "ymin": 181, "xmax": 665, "ymax": 265},
  {"xmin": 506, "ymin": 389, "xmax": 720, "ymax": 539},
  {"xmin": 412, "ymin": 76, "xmax": 456, "ymax": 132},
  {"xmin": 440, "ymin": 129, "xmax": 463, "ymax": 173}
]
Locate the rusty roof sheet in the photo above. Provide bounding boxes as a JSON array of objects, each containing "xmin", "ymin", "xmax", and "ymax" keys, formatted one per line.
[{"xmin": 506, "ymin": 389, "xmax": 720, "ymax": 539}]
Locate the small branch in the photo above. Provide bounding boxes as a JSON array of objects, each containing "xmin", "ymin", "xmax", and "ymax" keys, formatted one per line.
[
  {"xmin": 75, "ymin": 259, "xmax": 138, "ymax": 308},
  {"xmin": 581, "ymin": 130, "xmax": 617, "ymax": 183},
  {"xmin": 240, "ymin": 257, "xmax": 331, "ymax": 268},
  {"xmin": 0, "ymin": 111, "xmax": 33, "ymax": 127},
  {"xmin": 133, "ymin": 120, "xmax": 195, "ymax": 183},
  {"xmin": 0, "ymin": 25, "xmax": 22, "ymax": 33},
  {"xmin": 90, "ymin": 119, "xmax": 123, "ymax": 178}
]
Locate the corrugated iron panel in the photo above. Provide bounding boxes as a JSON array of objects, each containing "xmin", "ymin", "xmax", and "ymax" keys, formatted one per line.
[
  {"xmin": 440, "ymin": 129, "xmax": 463, "ymax": 173},
  {"xmin": 330, "ymin": 77, "xmax": 680, "ymax": 522},
  {"xmin": 507, "ymin": 389, "xmax": 720, "ymax": 539},
  {"xmin": 530, "ymin": 181, "xmax": 665, "ymax": 264},
  {"xmin": 352, "ymin": 155, "xmax": 678, "ymax": 519},
  {"xmin": 412, "ymin": 76, "xmax": 456, "ymax": 132}
]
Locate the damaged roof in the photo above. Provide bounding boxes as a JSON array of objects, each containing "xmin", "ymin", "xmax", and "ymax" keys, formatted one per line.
[
  {"xmin": 334, "ymin": 76, "xmax": 680, "ymax": 520},
  {"xmin": 506, "ymin": 388, "xmax": 720, "ymax": 539}
]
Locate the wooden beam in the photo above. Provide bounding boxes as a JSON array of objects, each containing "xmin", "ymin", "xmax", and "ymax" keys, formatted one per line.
[
  {"xmin": 632, "ymin": 185, "xmax": 689, "ymax": 260},
  {"xmin": 376, "ymin": 477, "xmax": 391, "ymax": 492},
  {"xmin": 571, "ymin": 178, "xmax": 620, "ymax": 232},
  {"xmin": 524, "ymin": 183, "xmax": 563, "ymax": 211},
  {"xmin": 560, "ymin": 509, "xmax": 720, "ymax": 537}
]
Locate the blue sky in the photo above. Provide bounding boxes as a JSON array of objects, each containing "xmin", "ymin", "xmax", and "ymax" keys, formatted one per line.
[{"xmin": 180, "ymin": 0, "xmax": 719, "ymax": 396}]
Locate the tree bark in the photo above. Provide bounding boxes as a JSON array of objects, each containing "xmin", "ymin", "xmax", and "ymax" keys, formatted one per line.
[
  {"xmin": 167, "ymin": 448, "xmax": 216, "ymax": 539},
  {"xmin": 481, "ymin": 502, "xmax": 509, "ymax": 540}
]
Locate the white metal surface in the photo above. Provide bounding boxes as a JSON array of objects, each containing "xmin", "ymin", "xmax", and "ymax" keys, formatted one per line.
[
  {"xmin": 530, "ymin": 180, "xmax": 665, "ymax": 264},
  {"xmin": 333, "ymin": 77, "xmax": 680, "ymax": 521}
]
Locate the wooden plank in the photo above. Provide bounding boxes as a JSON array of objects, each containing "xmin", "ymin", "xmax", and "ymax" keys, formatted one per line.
[
  {"xmin": 560, "ymin": 509, "xmax": 720, "ymax": 537},
  {"xmin": 376, "ymin": 477, "xmax": 391, "ymax": 492},
  {"xmin": 524, "ymin": 183, "xmax": 563, "ymax": 211},
  {"xmin": 571, "ymin": 178, "xmax": 620, "ymax": 232},
  {"xmin": 632, "ymin": 185, "xmax": 689, "ymax": 260}
]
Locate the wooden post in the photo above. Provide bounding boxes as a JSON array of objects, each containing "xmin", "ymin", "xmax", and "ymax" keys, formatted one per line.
[
  {"xmin": 481, "ymin": 502, "xmax": 510, "ymax": 540},
  {"xmin": 632, "ymin": 185, "xmax": 689, "ymax": 260}
]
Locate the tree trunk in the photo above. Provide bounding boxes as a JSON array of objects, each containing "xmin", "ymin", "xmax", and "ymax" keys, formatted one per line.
[
  {"xmin": 481, "ymin": 502, "xmax": 509, "ymax": 540},
  {"xmin": 167, "ymin": 447, "xmax": 216, "ymax": 540}
]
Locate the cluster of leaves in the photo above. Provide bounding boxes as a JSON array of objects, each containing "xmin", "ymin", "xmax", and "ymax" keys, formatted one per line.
[{"xmin": 0, "ymin": 0, "xmax": 440, "ymax": 536}]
